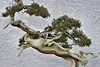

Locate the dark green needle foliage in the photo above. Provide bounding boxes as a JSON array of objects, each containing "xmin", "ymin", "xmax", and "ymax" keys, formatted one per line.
[
  {"xmin": 51, "ymin": 15, "xmax": 81, "ymax": 32},
  {"xmin": 25, "ymin": 3, "xmax": 50, "ymax": 18},
  {"xmin": 70, "ymin": 30, "xmax": 91, "ymax": 47},
  {"xmin": 2, "ymin": 4, "xmax": 22, "ymax": 17},
  {"xmin": 46, "ymin": 15, "xmax": 91, "ymax": 47}
]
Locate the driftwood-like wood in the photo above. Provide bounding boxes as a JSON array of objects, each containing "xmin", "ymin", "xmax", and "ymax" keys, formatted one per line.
[{"xmin": 31, "ymin": 46, "xmax": 79, "ymax": 67}]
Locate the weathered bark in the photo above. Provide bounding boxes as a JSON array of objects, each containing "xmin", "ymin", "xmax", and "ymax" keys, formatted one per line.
[
  {"xmin": 11, "ymin": 22, "xmax": 40, "ymax": 35},
  {"xmin": 31, "ymin": 46, "xmax": 79, "ymax": 67}
]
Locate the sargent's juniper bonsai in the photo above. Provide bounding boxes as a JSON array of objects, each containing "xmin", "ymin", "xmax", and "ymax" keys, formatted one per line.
[{"xmin": 2, "ymin": 0, "xmax": 96, "ymax": 67}]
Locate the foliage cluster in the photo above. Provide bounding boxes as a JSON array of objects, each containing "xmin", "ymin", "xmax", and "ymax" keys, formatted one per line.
[
  {"xmin": 2, "ymin": 2, "xmax": 50, "ymax": 18},
  {"xmin": 25, "ymin": 3, "xmax": 50, "ymax": 18},
  {"xmin": 2, "ymin": 4, "xmax": 22, "ymax": 17},
  {"xmin": 45, "ymin": 15, "xmax": 91, "ymax": 47}
]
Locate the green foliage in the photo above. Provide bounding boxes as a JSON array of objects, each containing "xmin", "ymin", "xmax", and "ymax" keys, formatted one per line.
[
  {"xmin": 70, "ymin": 30, "xmax": 91, "ymax": 47},
  {"xmin": 46, "ymin": 15, "xmax": 91, "ymax": 47},
  {"xmin": 51, "ymin": 15, "xmax": 81, "ymax": 32},
  {"xmin": 76, "ymin": 36, "xmax": 91, "ymax": 47},
  {"xmin": 70, "ymin": 30, "xmax": 84, "ymax": 38},
  {"xmin": 25, "ymin": 3, "xmax": 50, "ymax": 18},
  {"xmin": 2, "ymin": 4, "xmax": 22, "ymax": 17}
]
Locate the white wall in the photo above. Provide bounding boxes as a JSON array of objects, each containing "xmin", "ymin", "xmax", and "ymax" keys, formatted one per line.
[{"xmin": 0, "ymin": 0, "xmax": 100, "ymax": 67}]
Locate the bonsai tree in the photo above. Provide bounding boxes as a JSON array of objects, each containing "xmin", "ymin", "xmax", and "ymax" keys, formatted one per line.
[{"xmin": 2, "ymin": 0, "xmax": 96, "ymax": 67}]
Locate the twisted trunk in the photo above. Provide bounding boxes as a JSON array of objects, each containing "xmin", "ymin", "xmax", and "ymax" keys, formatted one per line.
[{"xmin": 31, "ymin": 46, "xmax": 79, "ymax": 67}]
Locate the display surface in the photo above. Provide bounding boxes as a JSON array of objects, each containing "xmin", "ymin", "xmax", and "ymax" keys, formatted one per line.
[{"xmin": 0, "ymin": 0, "xmax": 100, "ymax": 67}]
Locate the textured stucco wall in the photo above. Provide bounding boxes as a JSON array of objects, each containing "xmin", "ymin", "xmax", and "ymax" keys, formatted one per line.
[{"xmin": 0, "ymin": 0, "xmax": 100, "ymax": 67}]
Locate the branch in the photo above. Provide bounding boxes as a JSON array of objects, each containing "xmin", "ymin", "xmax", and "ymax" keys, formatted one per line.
[
  {"xmin": 6, "ymin": 0, "xmax": 39, "ymax": 35},
  {"xmin": 11, "ymin": 20, "xmax": 40, "ymax": 35},
  {"xmin": 15, "ymin": 0, "xmax": 31, "ymax": 9},
  {"xmin": 15, "ymin": 0, "xmax": 24, "ymax": 6}
]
